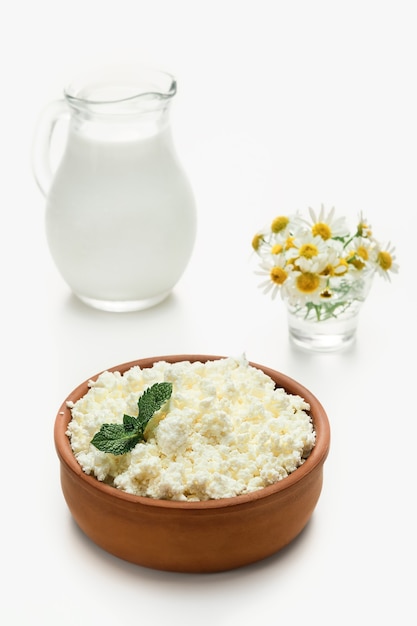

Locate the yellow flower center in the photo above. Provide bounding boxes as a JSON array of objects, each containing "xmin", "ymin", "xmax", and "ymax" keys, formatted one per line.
[
  {"xmin": 299, "ymin": 243, "xmax": 319, "ymax": 259},
  {"xmin": 271, "ymin": 216, "xmax": 289, "ymax": 234},
  {"xmin": 285, "ymin": 236, "xmax": 296, "ymax": 250},
  {"xmin": 252, "ymin": 234, "xmax": 263, "ymax": 251},
  {"xmin": 351, "ymin": 258, "xmax": 366, "ymax": 270},
  {"xmin": 312, "ymin": 222, "xmax": 332, "ymax": 240},
  {"xmin": 271, "ymin": 243, "xmax": 284, "ymax": 255},
  {"xmin": 296, "ymin": 272, "xmax": 320, "ymax": 293},
  {"xmin": 270, "ymin": 266, "xmax": 288, "ymax": 285},
  {"xmin": 357, "ymin": 245, "xmax": 369, "ymax": 261},
  {"xmin": 378, "ymin": 250, "xmax": 392, "ymax": 271}
]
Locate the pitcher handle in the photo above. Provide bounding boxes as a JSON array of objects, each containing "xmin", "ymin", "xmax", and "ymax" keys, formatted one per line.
[{"xmin": 32, "ymin": 99, "xmax": 69, "ymax": 197}]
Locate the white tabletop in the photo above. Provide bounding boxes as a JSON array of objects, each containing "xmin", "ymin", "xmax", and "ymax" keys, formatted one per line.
[{"xmin": 2, "ymin": 1, "xmax": 415, "ymax": 624}]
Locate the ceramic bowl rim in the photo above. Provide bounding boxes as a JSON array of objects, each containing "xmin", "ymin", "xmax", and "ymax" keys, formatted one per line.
[{"xmin": 54, "ymin": 354, "xmax": 331, "ymax": 511}]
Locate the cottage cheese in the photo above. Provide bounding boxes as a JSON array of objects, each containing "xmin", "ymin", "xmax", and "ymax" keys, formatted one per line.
[{"xmin": 66, "ymin": 355, "xmax": 315, "ymax": 501}]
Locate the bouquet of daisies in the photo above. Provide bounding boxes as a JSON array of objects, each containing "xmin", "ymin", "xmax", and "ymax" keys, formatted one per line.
[{"xmin": 251, "ymin": 205, "xmax": 398, "ymax": 321}]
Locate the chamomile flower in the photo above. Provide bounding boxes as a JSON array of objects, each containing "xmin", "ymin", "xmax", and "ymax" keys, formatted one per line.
[
  {"xmin": 270, "ymin": 215, "xmax": 292, "ymax": 236},
  {"xmin": 291, "ymin": 232, "xmax": 331, "ymax": 273},
  {"xmin": 295, "ymin": 204, "xmax": 349, "ymax": 240},
  {"xmin": 371, "ymin": 242, "xmax": 399, "ymax": 281},
  {"xmin": 255, "ymin": 255, "xmax": 294, "ymax": 300},
  {"xmin": 286, "ymin": 270, "xmax": 328, "ymax": 307},
  {"xmin": 345, "ymin": 237, "xmax": 373, "ymax": 272},
  {"xmin": 251, "ymin": 232, "xmax": 265, "ymax": 253},
  {"xmin": 319, "ymin": 239, "xmax": 348, "ymax": 276}
]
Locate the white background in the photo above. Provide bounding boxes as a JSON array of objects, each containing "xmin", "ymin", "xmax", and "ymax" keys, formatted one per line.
[{"xmin": 1, "ymin": 1, "xmax": 415, "ymax": 624}]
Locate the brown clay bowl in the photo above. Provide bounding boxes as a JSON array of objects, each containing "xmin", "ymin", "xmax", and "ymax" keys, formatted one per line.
[{"xmin": 54, "ymin": 354, "xmax": 330, "ymax": 573}]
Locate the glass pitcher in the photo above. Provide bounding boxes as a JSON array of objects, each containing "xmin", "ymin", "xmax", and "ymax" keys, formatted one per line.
[{"xmin": 32, "ymin": 65, "xmax": 197, "ymax": 312}]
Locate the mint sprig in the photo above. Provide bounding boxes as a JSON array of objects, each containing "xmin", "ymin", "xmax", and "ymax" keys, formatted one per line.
[{"xmin": 90, "ymin": 382, "xmax": 172, "ymax": 455}]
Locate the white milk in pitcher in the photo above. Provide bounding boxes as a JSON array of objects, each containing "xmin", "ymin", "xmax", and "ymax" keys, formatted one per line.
[{"xmin": 45, "ymin": 125, "xmax": 197, "ymax": 310}]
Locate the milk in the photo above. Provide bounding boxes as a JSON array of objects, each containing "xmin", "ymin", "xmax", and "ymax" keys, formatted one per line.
[{"xmin": 45, "ymin": 124, "xmax": 197, "ymax": 309}]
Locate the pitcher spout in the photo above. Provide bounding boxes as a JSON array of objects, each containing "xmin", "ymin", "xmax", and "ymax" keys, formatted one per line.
[{"xmin": 64, "ymin": 65, "xmax": 177, "ymax": 116}]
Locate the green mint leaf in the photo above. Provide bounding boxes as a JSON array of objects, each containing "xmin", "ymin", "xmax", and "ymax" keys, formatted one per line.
[
  {"xmin": 137, "ymin": 382, "xmax": 173, "ymax": 429},
  {"xmin": 90, "ymin": 382, "xmax": 173, "ymax": 456},
  {"xmin": 90, "ymin": 423, "xmax": 141, "ymax": 455},
  {"xmin": 123, "ymin": 413, "xmax": 139, "ymax": 432}
]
